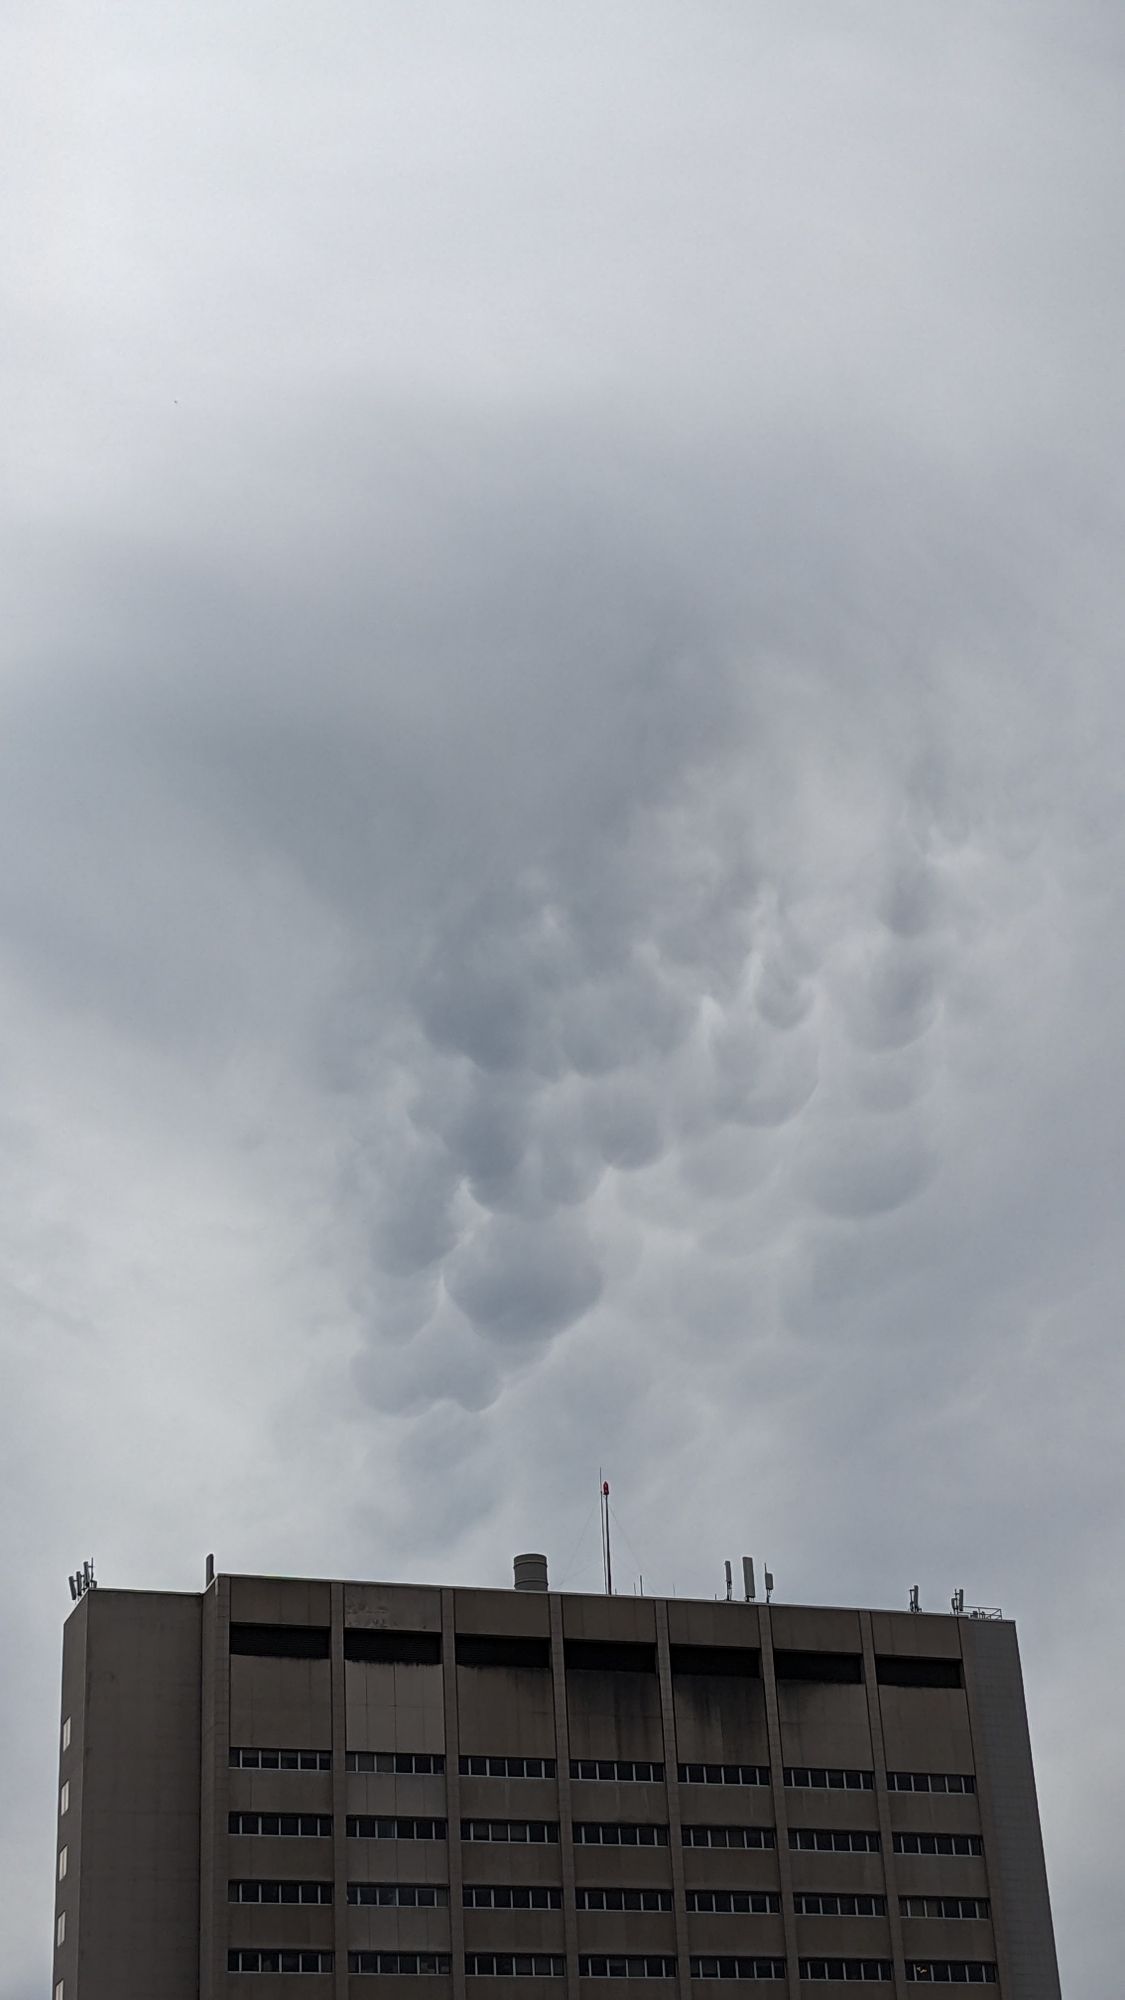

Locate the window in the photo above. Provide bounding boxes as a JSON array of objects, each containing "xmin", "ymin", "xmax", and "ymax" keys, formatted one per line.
[
  {"xmin": 574, "ymin": 1822, "xmax": 668, "ymax": 1846},
  {"xmin": 456, "ymin": 1633, "xmax": 550, "ymax": 1670},
  {"xmin": 784, "ymin": 1768, "xmax": 873, "ymax": 1791},
  {"xmin": 229, "ymin": 1813, "xmax": 332, "ymax": 1837},
  {"xmin": 572, "ymin": 1759, "xmax": 663, "ymax": 1783},
  {"xmin": 690, "ymin": 1961, "xmax": 786, "ymax": 1982},
  {"xmin": 905, "ymin": 1967, "xmax": 997, "ymax": 1985},
  {"xmin": 55, "ymin": 1985, "xmax": 64, "ymax": 2000},
  {"xmin": 875, "ymin": 1656, "xmax": 962, "ymax": 1689},
  {"xmin": 56, "ymin": 1912, "xmax": 66, "ymax": 1947},
  {"xmin": 893, "ymin": 1834, "xmax": 983, "ymax": 1858},
  {"xmin": 347, "ymin": 1816, "xmax": 446, "ymax": 1840},
  {"xmin": 669, "ymin": 1644, "xmax": 759, "ymax": 1679},
  {"xmin": 347, "ymin": 1750, "xmax": 444, "ymax": 1774},
  {"xmin": 228, "ymin": 1881, "xmax": 333, "ymax": 1903},
  {"xmin": 774, "ymin": 1650, "xmax": 862, "ymax": 1684},
  {"xmin": 230, "ymin": 1747, "xmax": 332, "ymax": 1771},
  {"xmin": 793, "ymin": 1894, "xmax": 886, "ymax": 1917},
  {"xmin": 467, "ymin": 1956, "xmax": 565, "ymax": 1978},
  {"xmin": 227, "ymin": 1949, "xmax": 334, "ymax": 1973},
  {"xmin": 229, "ymin": 1623, "xmax": 330, "ymax": 1660},
  {"xmin": 579, "ymin": 1888, "xmax": 673, "ymax": 1912},
  {"xmin": 789, "ymin": 1829, "xmax": 880, "ymax": 1853},
  {"xmin": 58, "ymin": 1848, "xmax": 68, "ymax": 1882},
  {"xmin": 687, "ymin": 1891, "xmax": 780, "ymax": 1915},
  {"xmin": 682, "ymin": 1825, "xmax": 775, "ymax": 1848},
  {"xmin": 462, "ymin": 1755, "xmax": 556, "ymax": 1778},
  {"xmin": 565, "ymin": 1640, "xmax": 657, "ymax": 1674},
  {"xmin": 800, "ymin": 1962, "xmax": 893, "ymax": 1983},
  {"xmin": 887, "ymin": 1773, "xmax": 976, "ymax": 1795},
  {"xmin": 679, "ymin": 1763, "xmax": 769, "ymax": 1787},
  {"xmin": 901, "ymin": 1898, "xmax": 990, "ymax": 1922},
  {"xmin": 461, "ymin": 1819, "xmax": 558, "ymax": 1843},
  {"xmin": 59, "ymin": 1782, "xmax": 69, "ymax": 1815},
  {"xmin": 464, "ymin": 1884, "xmax": 562, "ymax": 1909},
  {"xmin": 350, "ymin": 1953, "xmax": 451, "ymax": 1975},
  {"xmin": 345, "ymin": 1628, "xmax": 441, "ymax": 1664},
  {"xmin": 579, "ymin": 1958, "xmax": 677, "ymax": 1979},
  {"xmin": 61, "ymin": 1718, "xmax": 71, "ymax": 1752},
  {"xmin": 350, "ymin": 1883, "xmax": 449, "ymax": 1907}
]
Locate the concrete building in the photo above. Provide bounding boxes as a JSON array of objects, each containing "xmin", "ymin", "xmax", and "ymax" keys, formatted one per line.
[{"xmin": 52, "ymin": 1558, "xmax": 1060, "ymax": 1999}]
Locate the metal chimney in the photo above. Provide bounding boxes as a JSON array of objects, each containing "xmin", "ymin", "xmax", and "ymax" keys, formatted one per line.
[{"xmin": 513, "ymin": 1552, "xmax": 549, "ymax": 1592}]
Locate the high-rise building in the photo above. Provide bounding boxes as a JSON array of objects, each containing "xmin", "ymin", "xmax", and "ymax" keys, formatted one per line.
[{"xmin": 52, "ymin": 1557, "xmax": 1060, "ymax": 1999}]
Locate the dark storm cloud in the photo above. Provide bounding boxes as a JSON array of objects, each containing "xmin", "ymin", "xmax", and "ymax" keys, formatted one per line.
[{"xmin": 2, "ymin": 1, "xmax": 1125, "ymax": 1993}]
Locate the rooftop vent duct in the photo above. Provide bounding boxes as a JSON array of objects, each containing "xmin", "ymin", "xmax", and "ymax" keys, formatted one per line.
[{"xmin": 513, "ymin": 1552, "xmax": 548, "ymax": 1592}]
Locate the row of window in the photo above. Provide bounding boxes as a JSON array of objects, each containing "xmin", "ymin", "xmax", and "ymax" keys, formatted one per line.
[
  {"xmin": 694, "ymin": 1963, "xmax": 784, "ymax": 1982},
  {"xmin": 230, "ymin": 1749, "xmax": 332, "ymax": 1771},
  {"xmin": 683, "ymin": 1827, "xmax": 773, "ymax": 1850},
  {"xmin": 793, "ymin": 1894, "xmax": 884, "ymax": 1917},
  {"xmin": 887, "ymin": 1773, "xmax": 976, "ymax": 1796},
  {"xmin": 905, "ymin": 1970, "xmax": 996, "ymax": 1985},
  {"xmin": 466, "ymin": 1958, "xmax": 565, "ymax": 1979},
  {"xmin": 783, "ymin": 1769, "xmax": 872, "ymax": 1792},
  {"xmin": 800, "ymin": 1971, "xmax": 996, "ymax": 1988},
  {"xmin": 465, "ymin": 1886, "xmax": 561, "ymax": 1910},
  {"xmin": 348, "ymin": 1751, "xmax": 445, "ymax": 1775},
  {"xmin": 790, "ymin": 1831, "xmax": 880, "ymax": 1854},
  {"xmin": 349, "ymin": 1956, "xmax": 450, "ymax": 1976},
  {"xmin": 225, "ymin": 1879, "xmax": 990, "ymax": 1923},
  {"xmin": 463, "ymin": 1756, "xmax": 557, "ymax": 1779},
  {"xmin": 902, "ymin": 1899, "xmax": 990, "ymax": 1921},
  {"xmin": 228, "ymin": 1953, "xmax": 334, "ymax": 1973},
  {"xmin": 228, "ymin": 1814, "xmax": 984, "ymax": 1857},
  {"xmin": 224, "ymin": 1954, "xmax": 997, "ymax": 1984},
  {"xmin": 681, "ymin": 1764, "xmax": 770, "ymax": 1787},
  {"xmin": 574, "ymin": 1760, "xmax": 665, "ymax": 1783},
  {"xmin": 231, "ymin": 1747, "xmax": 974, "ymax": 1794},
  {"xmin": 229, "ymin": 1881, "xmax": 333, "ymax": 1904},
  {"xmin": 801, "ymin": 1967, "xmax": 891, "ymax": 1985}
]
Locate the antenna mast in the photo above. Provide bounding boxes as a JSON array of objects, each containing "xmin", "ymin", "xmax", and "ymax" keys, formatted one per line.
[{"xmin": 600, "ymin": 1477, "xmax": 613, "ymax": 1596}]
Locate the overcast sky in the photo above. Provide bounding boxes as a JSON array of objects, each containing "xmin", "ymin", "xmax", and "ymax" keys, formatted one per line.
[{"xmin": 3, "ymin": 1, "xmax": 1124, "ymax": 1990}]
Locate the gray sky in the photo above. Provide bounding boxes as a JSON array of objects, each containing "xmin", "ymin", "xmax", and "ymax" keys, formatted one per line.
[{"xmin": 3, "ymin": 1, "xmax": 1124, "ymax": 1989}]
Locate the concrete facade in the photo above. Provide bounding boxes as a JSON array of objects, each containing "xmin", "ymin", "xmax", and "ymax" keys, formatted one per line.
[{"xmin": 53, "ymin": 1569, "xmax": 1060, "ymax": 1999}]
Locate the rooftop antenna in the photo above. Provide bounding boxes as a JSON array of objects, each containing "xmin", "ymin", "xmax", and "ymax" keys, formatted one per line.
[
  {"xmin": 724, "ymin": 1560, "xmax": 733, "ymax": 1602},
  {"xmin": 68, "ymin": 1559, "xmax": 96, "ymax": 1604},
  {"xmin": 951, "ymin": 1588, "xmax": 964, "ymax": 1616},
  {"xmin": 599, "ymin": 1476, "xmax": 613, "ymax": 1597},
  {"xmin": 742, "ymin": 1557, "xmax": 756, "ymax": 1602},
  {"xmin": 764, "ymin": 1567, "xmax": 774, "ymax": 1605},
  {"xmin": 909, "ymin": 1584, "xmax": 920, "ymax": 1614}
]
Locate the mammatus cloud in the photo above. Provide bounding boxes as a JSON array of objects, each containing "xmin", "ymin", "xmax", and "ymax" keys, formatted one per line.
[{"xmin": 3, "ymin": 2, "xmax": 1125, "ymax": 1993}]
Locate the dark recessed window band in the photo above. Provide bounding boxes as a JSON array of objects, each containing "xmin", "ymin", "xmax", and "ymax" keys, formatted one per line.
[
  {"xmin": 875, "ymin": 1654, "xmax": 962, "ymax": 1688},
  {"xmin": 345, "ymin": 1629, "xmax": 441, "ymax": 1664},
  {"xmin": 229, "ymin": 1623, "xmax": 330, "ymax": 1660},
  {"xmin": 773, "ymin": 1649, "xmax": 863, "ymax": 1684},
  {"xmin": 456, "ymin": 1633, "xmax": 552, "ymax": 1670},
  {"xmin": 565, "ymin": 1640, "xmax": 658, "ymax": 1674},
  {"xmin": 669, "ymin": 1644, "xmax": 760, "ymax": 1678}
]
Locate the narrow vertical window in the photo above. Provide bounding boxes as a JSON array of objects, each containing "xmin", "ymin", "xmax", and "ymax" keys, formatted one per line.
[
  {"xmin": 58, "ymin": 1848, "xmax": 68, "ymax": 1882},
  {"xmin": 62, "ymin": 1718, "xmax": 71, "ymax": 1752},
  {"xmin": 60, "ymin": 1781, "xmax": 70, "ymax": 1816},
  {"xmin": 56, "ymin": 1912, "xmax": 66, "ymax": 1947}
]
